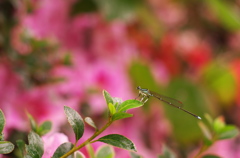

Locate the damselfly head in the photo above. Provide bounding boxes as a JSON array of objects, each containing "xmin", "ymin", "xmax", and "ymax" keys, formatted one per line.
[{"xmin": 136, "ymin": 86, "xmax": 141, "ymax": 90}]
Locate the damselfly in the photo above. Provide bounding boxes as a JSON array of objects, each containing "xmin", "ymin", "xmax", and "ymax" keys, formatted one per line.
[{"xmin": 136, "ymin": 86, "xmax": 201, "ymax": 119}]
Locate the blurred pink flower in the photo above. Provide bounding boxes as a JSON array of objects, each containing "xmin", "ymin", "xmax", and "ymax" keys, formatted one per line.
[
  {"xmin": 42, "ymin": 132, "xmax": 69, "ymax": 158},
  {"xmin": 158, "ymin": 33, "xmax": 181, "ymax": 76},
  {"xmin": 11, "ymin": 26, "xmax": 32, "ymax": 55},
  {"xmin": 228, "ymin": 31, "xmax": 240, "ymax": 51},
  {"xmin": 52, "ymin": 56, "xmax": 134, "ymax": 115},
  {"xmin": 148, "ymin": 0, "xmax": 187, "ymax": 27},
  {"xmin": 23, "ymin": 0, "xmax": 71, "ymax": 38},
  {"xmin": 176, "ymin": 31, "xmax": 212, "ymax": 72},
  {"xmin": 0, "ymin": 60, "xmax": 24, "ymax": 132}
]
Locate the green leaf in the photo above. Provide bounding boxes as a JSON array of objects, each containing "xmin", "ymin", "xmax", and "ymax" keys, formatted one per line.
[
  {"xmin": 112, "ymin": 112, "xmax": 133, "ymax": 121},
  {"xmin": 96, "ymin": 134, "xmax": 136, "ymax": 152},
  {"xmin": 203, "ymin": 63, "xmax": 236, "ymax": 104},
  {"xmin": 213, "ymin": 116, "xmax": 225, "ymax": 133},
  {"xmin": 130, "ymin": 152, "xmax": 142, "ymax": 158},
  {"xmin": 218, "ymin": 125, "xmax": 239, "ymax": 140},
  {"xmin": 86, "ymin": 143, "xmax": 95, "ymax": 158},
  {"xmin": 25, "ymin": 131, "xmax": 44, "ymax": 158},
  {"xmin": 103, "ymin": 90, "xmax": 114, "ymax": 106},
  {"xmin": 0, "ymin": 141, "xmax": 14, "ymax": 154},
  {"xmin": 204, "ymin": 113, "xmax": 214, "ymax": 127},
  {"xmin": 27, "ymin": 113, "xmax": 38, "ymax": 132},
  {"xmin": 202, "ymin": 154, "xmax": 221, "ymax": 158},
  {"xmin": 117, "ymin": 100, "xmax": 143, "ymax": 112},
  {"xmin": 52, "ymin": 142, "xmax": 74, "ymax": 158},
  {"xmin": 75, "ymin": 151, "xmax": 86, "ymax": 158},
  {"xmin": 108, "ymin": 103, "xmax": 116, "ymax": 116},
  {"xmin": 64, "ymin": 106, "xmax": 84, "ymax": 141},
  {"xmin": 16, "ymin": 139, "xmax": 25, "ymax": 157},
  {"xmin": 158, "ymin": 145, "xmax": 177, "ymax": 158},
  {"xmin": 163, "ymin": 78, "xmax": 208, "ymax": 144},
  {"xmin": 206, "ymin": 0, "xmax": 240, "ymax": 31},
  {"xmin": 96, "ymin": 145, "xmax": 115, "ymax": 158},
  {"xmin": 203, "ymin": 137, "xmax": 213, "ymax": 147},
  {"xmin": 84, "ymin": 117, "xmax": 98, "ymax": 130},
  {"xmin": 0, "ymin": 110, "xmax": 5, "ymax": 134},
  {"xmin": 198, "ymin": 121, "xmax": 212, "ymax": 140},
  {"xmin": 38, "ymin": 121, "xmax": 52, "ymax": 136}
]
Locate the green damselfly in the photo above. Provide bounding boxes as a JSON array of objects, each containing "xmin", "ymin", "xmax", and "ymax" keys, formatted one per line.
[{"xmin": 136, "ymin": 86, "xmax": 201, "ymax": 119}]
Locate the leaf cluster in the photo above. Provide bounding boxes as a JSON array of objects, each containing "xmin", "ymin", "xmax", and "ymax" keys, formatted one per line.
[
  {"xmin": 0, "ymin": 110, "xmax": 14, "ymax": 154},
  {"xmin": 196, "ymin": 114, "xmax": 239, "ymax": 157}
]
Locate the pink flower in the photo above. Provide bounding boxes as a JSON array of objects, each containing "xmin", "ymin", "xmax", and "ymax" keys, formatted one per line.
[
  {"xmin": 42, "ymin": 133, "xmax": 69, "ymax": 158},
  {"xmin": 176, "ymin": 31, "xmax": 212, "ymax": 72},
  {"xmin": 0, "ymin": 61, "xmax": 24, "ymax": 132},
  {"xmin": 148, "ymin": 0, "xmax": 187, "ymax": 27},
  {"xmin": 23, "ymin": 0, "xmax": 71, "ymax": 39}
]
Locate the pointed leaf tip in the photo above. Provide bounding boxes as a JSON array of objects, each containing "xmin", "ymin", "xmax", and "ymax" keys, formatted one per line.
[
  {"xmin": 64, "ymin": 106, "xmax": 84, "ymax": 141},
  {"xmin": 103, "ymin": 90, "xmax": 114, "ymax": 106}
]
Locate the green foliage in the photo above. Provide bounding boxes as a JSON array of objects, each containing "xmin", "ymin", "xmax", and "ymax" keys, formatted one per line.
[
  {"xmin": 27, "ymin": 113, "xmax": 52, "ymax": 136},
  {"xmin": 158, "ymin": 145, "xmax": 177, "ymax": 158},
  {"xmin": 103, "ymin": 90, "xmax": 114, "ymax": 106},
  {"xmin": 70, "ymin": 0, "xmax": 98, "ymax": 16},
  {"xmin": 213, "ymin": 116, "xmax": 239, "ymax": 140},
  {"xmin": 112, "ymin": 112, "xmax": 133, "ymax": 121},
  {"xmin": 64, "ymin": 106, "xmax": 85, "ymax": 142},
  {"xmin": 129, "ymin": 61, "xmax": 158, "ymax": 92},
  {"xmin": 130, "ymin": 152, "xmax": 142, "ymax": 158},
  {"xmin": 199, "ymin": 114, "xmax": 239, "ymax": 141},
  {"xmin": 25, "ymin": 131, "xmax": 44, "ymax": 158},
  {"xmin": 203, "ymin": 63, "xmax": 236, "ymax": 105},
  {"xmin": 38, "ymin": 121, "xmax": 52, "ymax": 136},
  {"xmin": 165, "ymin": 78, "xmax": 207, "ymax": 144},
  {"xmin": 108, "ymin": 103, "xmax": 116, "ymax": 116},
  {"xmin": 0, "ymin": 141, "xmax": 14, "ymax": 154},
  {"xmin": 52, "ymin": 142, "xmax": 74, "ymax": 158},
  {"xmin": 97, "ymin": 134, "xmax": 137, "ymax": 152},
  {"xmin": 117, "ymin": 100, "xmax": 143, "ymax": 112},
  {"xmin": 84, "ymin": 117, "xmax": 98, "ymax": 130},
  {"xmin": 59, "ymin": 90, "xmax": 141, "ymax": 157},
  {"xmin": 75, "ymin": 151, "xmax": 86, "ymax": 158},
  {"xmin": 86, "ymin": 144, "xmax": 95, "ymax": 158},
  {"xmin": 202, "ymin": 155, "xmax": 221, "ymax": 158},
  {"xmin": 0, "ymin": 110, "xmax": 5, "ymax": 134},
  {"xmin": 95, "ymin": 145, "xmax": 115, "ymax": 158},
  {"xmin": 16, "ymin": 139, "xmax": 26, "ymax": 157},
  {"xmin": 196, "ymin": 114, "xmax": 239, "ymax": 156},
  {"xmin": 104, "ymin": 90, "xmax": 143, "ymax": 121},
  {"xmin": 109, "ymin": 99, "xmax": 143, "ymax": 121},
  {"xmin": 0, "ymin": 109, "xmax": 14, "ymax": 154},
  {"xmin": 206, "ymin": 0, "xmax": 240, "ymax": 31}
]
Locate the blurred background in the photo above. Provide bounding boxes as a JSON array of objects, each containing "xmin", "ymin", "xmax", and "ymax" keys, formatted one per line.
[{"xmin": 1, "ymin": 0, "xmax": 240, "ymax": 157}]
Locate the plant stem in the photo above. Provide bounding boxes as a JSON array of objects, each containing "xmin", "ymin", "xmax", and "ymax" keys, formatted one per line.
[{"xmin": 60, "ymin": 120, "xmax": 113, "ymax": 158}]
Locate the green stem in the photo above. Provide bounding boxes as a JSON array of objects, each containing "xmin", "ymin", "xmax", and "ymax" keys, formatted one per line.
[
  {"xmin": 194, "ymin": 144, "xmax": 209, "ymax": 158},
  {"xmin": 194, "ymin": 135, "xmax": 217, "ymax": 158},
  {"xmin": 60, "ymin": 120, "xmax": 113, "ymax": 158}
]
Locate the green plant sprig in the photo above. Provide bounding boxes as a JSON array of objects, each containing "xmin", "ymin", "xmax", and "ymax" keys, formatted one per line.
[{"xmin": 58, "ymin": 90, "xmax": 143, "ymax": 158}]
